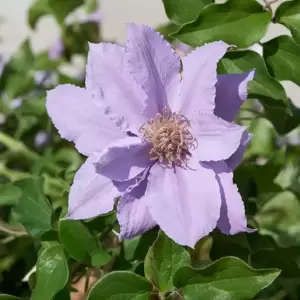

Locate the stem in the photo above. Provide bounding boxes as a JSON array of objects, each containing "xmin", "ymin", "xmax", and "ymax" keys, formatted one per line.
[
  {"xmin": 84, "ymin": 268, "xmax": 92, "ymax": 295},
  {"xmin": 0, "ymin": 165, "xmax": 31, "ymax": 181},
  {"xmin": 263, "ymin": 0, "xmax": 280, "ymax": 11},
  {"xmin": 0, "ymin": 221, "xmax": 27, "ymax": 237}
]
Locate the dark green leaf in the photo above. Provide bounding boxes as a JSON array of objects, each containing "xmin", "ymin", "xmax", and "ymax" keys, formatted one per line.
[
  {"xmin": 13, "ymin": 177, "xmax": 52, "ymax": 238},
  {"xmin": 155, "ymin": 23, "xmax": 181, "ymax": 42},
  {"xmin": 264, "ymin": 35, "xmax": 300, "ymax": 86},
  {"xmin": 210, "ymin": 232, "xmax": 250, "ymax": 262},
  {"xmin": 275, "ymin": 0, "xmax": 300, "ymax": 45},
  {"xmin": 31, "ymin": 244, "xmax": 69, "ymax": 300},
  {"xmin": 122, "ymin": 228, "xmax": 159, "ymax": 262},
  {"xmin": 59, "ymin": 219, "xmax": 111, "ymax": 266},
  {"xmin": 144, "ymin": 231, "xmax": 190, "ymax": 292},
  {"xmin": 87, "ymin": 271, "xmax": 152, "ymax": 300},
  {"xmin": 251, "ymin": 247, "xmax": 300, "ymax": 278},
  {"xmin": 0, "ymin": 295, "xmax": 24, "ymax": 300},
  {"xmin": 218, "ymin": 50, "xmax": 293, "ymax": 134},
  {"xmin": 0, "ymin": 183, "xmax": 22, "ymax": 206},
  {"xmin": 173, "ymin": 0, "xmax": 271, "ymax": 48},
  {"xmin": 174, "ymin": 257, "xmax": 280, "ymax": 300},
  {"xmin": 163, "ymin": 0, "xmax": 212, "ymax": 24}
]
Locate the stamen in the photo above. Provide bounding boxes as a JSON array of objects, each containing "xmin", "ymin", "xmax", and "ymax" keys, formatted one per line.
[{"xmin": 139, "ymin": 107, "xmax": 197, "ymax": 167}]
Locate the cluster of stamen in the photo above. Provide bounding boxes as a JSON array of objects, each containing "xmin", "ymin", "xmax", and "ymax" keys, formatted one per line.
[{"xmin": 139, "ymin": 107, "xmax": 197, "ymax": 167}]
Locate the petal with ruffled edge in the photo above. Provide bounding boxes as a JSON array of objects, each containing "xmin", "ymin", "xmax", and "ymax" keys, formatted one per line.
[
  {"xmin": 173, "ymin": 42, "xmax": 229, "ymax": 117},
  {"xmin": 117, "ymin": 168, "xmax": 157, "ymax": 238},
  {"xmin": 46, "ymin": 84, "xmax": 126, "ymax": 156},
  {"xmin": 192, "ymin": 113, "xmax": 246, "ymax": 162},
  {"xmin": 144, "ymin": 160, "xmax": 221, "ymax": 248},
  {"xmin": 214, "ymin": 70, "xmax": 255, "ymax": 122},
  {"xmin": 209, "ymin": 161, "xmax": 255, "ymax": 234},
  {"xmin": 86, "ymin": 42, "xmax": 147, "ymax": 133},
  {"xmin": 67, "ymin": 155, "xmax": 121, "ymax": 220},
  {"xmin": 126, "ymin": 23, "xmax": 181, "ymax": 118},
  {"xmin": 94, "ymin": 136, "xmax": 151, "ymax": 181},
  {"xmin": 226, "ymin": 131, "xmax": 252, "ymax": 170}
]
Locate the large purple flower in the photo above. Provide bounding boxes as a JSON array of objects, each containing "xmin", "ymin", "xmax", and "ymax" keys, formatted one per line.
[{"xmin": 47, "ymin": 24, "xmax": 255, "ymax": 247}]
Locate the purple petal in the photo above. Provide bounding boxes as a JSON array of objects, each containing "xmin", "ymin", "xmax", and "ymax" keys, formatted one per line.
[
  {"xmin": 209, "ymin": 161, "xmax": 255, "ymax": 234},
  {"xmin": 86, "ymin": 42, "xmax": 147, "ymax": 133},
  {"xmin": 67, "ymin": 155, "xmax": 119, "ymax": 220},
  {"xmin": 46, "ymin": 84, "xmax": 126, "ymax": 156},
  {"xmin": 126, "ymin": 23, "xmax": 181, "ymax": 118},
  {"xmin": 214, "ymin": 71, "xmax": 255, "ymax": 122},
  {"xmin": 117, "ymin": 169, "xmax": 157, "ymax": 238},
  {"xmin": 145, "ymin": 160, "xmax": 221, "ymax": 247},
  {"xmin": 94, "ymin": 136, "xmax": 151, "ymax": 181},
  {"xmin": 192, "ymin": 113, "xmax": 246, "ymax": 162},
  {"xmin": 226, "ymin": 131, "xmax": 252, "ymax": 170},
  {"xmin": 174, "ymin": 42, "xmax": 229, "ymax": 117}
]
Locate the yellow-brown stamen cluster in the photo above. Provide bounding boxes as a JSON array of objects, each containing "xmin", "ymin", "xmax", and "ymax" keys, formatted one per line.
[{"xmin": 139, "ymin": 107, "xmax": 197, "ymax": 167}]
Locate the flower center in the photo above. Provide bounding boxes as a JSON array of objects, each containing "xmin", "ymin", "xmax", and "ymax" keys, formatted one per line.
[{"xmin": 139, "ymin": 107, "xmax": 197, "ymax": 167}]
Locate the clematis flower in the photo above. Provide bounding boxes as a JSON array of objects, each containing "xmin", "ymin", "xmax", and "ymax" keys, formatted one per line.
[{"xmin": 47, "ymin": 24, "xmax": 255, "ymax": 247}]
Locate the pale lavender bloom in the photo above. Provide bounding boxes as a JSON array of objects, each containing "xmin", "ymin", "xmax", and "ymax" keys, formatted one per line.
[
  {"xmin": 47, "ymin": 24, "xmax": 255, "ymax": 247},
  {"xmin": 9, "ymin": 98, "xmax": 23, "ymax": 109},
  {"xmin": 34, "ymin": 131, "xmax": 51, "ymax": 148},
  {"xmin": 48, "ymin": 38, "xmax": 65, "ymax": 61}
]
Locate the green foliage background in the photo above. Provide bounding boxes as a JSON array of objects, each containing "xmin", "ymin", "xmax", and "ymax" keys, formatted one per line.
[{"xmin": 1, "ymin": 0, "xmax": 300, "ymax": 299}]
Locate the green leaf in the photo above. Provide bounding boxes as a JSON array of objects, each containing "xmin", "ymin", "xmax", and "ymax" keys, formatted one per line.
[
  {"xmin": 28, "ymin": 0, "xmax": 51, "ymax": 29},
  {"xmin": 31, "ymin": 244, "xmax": 69, "ymax": 300},
  {"xmin": 218, "ymin": 50, "xmax": 293, "ymax": 134},
  {"xmin": 173, "ymin": 0, "xmax": 271, "ymax": 48},
  {"xmin": 156, "ymin": 23, "xmax": 181, "ymax": 42},
  {"xmin": 0, "ymin": 183, "xmax": 22, "ymax": 206},
  {"xmin": 33, "ymin": 52, "xmax": 62, "ymax": 71},
  {"xmin": 48, "ymin": 0, "xmax": 84, "ymax": 24},
  {"xmin": 122, "ymin": 228, "xmax": 159, "ymax": 262},
  {"xmin": 251, "ymin": 247, "xmax": 300, "ymax": 278},
  {"xmin": 254, "ymin": 191, "xmax": 300, "ymax": 247},
  {"xmin": 28, "ymin": 0, "xmax": 84, "ymax": 28},
  {"xmin": 173, "ymin": 257, "xmax": 280, "ymax": 300},
  {"xmin": 163, "ymin": 0, "xmax": 212, "ymax": 24},
  {"xmin": 263, "ymin": 35, "xmax": 300, "ymax": 86},
  {"xmin": 13, "ymin": 177, "xmax": 52, "ymax": 238},
  {"xmin": 144, "ymin": 231, "xmax": 190, "ymax": 292},
  {"xmin": 87, "ymin": 271, "xmax": 152, "ymax": 300},
  {"xmin": 0, "ymin": 40, "xmax": 35, "ymax": 98},
  {"xmin": 247, "ymin": 118, "xmax": 277, "ymax": 157},
  {"xmin": 59, "ymin": 219, "xmax": 111, "ymax": 266},
  {"xmin": 0, "ymin": 295, "xmax": 24, "ymax": 300},
  {"xmin": 275, "ymin": 0, "xmax": 300, "ymax": 45}
]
